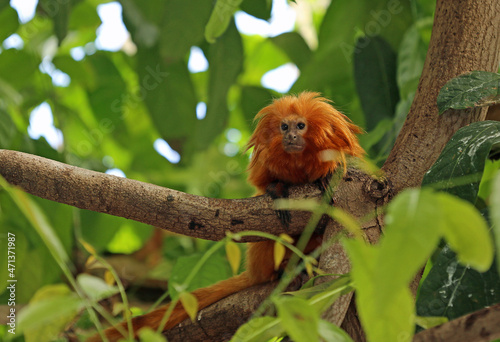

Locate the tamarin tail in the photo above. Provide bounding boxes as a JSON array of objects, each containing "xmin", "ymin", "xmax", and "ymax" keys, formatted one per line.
[{"xmin": 87, "ymin": 271, "xmax": 256, "ymax": 342}]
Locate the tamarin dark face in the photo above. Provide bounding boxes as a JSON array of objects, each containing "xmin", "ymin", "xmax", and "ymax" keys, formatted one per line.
[{"xmin": 280, "ymin": 114, "xmax": 308, "ymax": 153}]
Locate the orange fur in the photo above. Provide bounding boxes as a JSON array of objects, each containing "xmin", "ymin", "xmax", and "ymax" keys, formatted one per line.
[{"xmin": 87, "ymin": 91, "xmax": 363, "ymax": 341}]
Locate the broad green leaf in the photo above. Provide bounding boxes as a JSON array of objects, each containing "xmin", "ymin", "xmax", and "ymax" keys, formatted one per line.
[
  {"xmin": 38, "ymin": 0, "xmax": 72, "ymax": 44},
  {"xmin": 307, "ymin": 276, "xmax": 353, "ymax": 313},
  {"xmin": 1, "ymin": 182, "xmax": 69, "ymax": 266},
  {"xmin": 168, "ymin": 252, "xmax": 232, "ymax": 299},
  {"xmin": 225, "ymin": 240, "xmax": 242, "ymax": 275},
  {"xmin": 423, "ymin": 121, "xmax": 500, "ymax": 203},
  {"xmin": 205, "ymin": 0, "xmax": 243, "ymax": 43},
  {"xmin": 77, "ymin": 274, "xmax": 119, "ymax": 302},
  {"xmin": 86, "ymin": 53, "xmax": 127, "ymax": 125},
  {"xmin": 344, "ymin": 236, "xmax": 415, "ymax": 342},
  {"xmin": 0, "ymin": 49, "xmax": 40, "ymax": 90},
  {"xmin": 274, "ymin": 296, "xmax": 320, "ymax": 342},
  {"xmin": 230, "ymin": 316, "xmax": 283, "ymax": 342},
  {"xmin": 137, "ymin": 47, "xmax": 197, "ymax": 148},
  {"xmin": 354, "ymin": 36, "xmax": 399, "ymax": 131},
  {"xmin": 0, "ymin": 6, "xmax": 19, "ymax": 42},
  {"xmin": 492, "ymin": 171, "xmax": 500, "ymax": 274},
  {"xmin": 17, "ymin": 284, "xmax": 83, "ymax": 338},
  {"xmin": 378, "ymin": 189, "xmax": 444, "ymax": 286},
  {"xmin": 437, "ymin": 193, "xmax": 493, "ymax": 272},
  {"xmin": 240, "ymin": 0, "xmax": 272, "ymax": 20},
  {"xmin": 270, "ymin": 32, "xmax": 312, "ymax": 69},
  {"xmin": 179, "ymin": 291, "xmax": 198, "ymax": 321},
  {"xmin": 160, "ymin": 0, "xmax": 213, "ymax": 60},
  {"xmin": 195, "ymin": 21, "xmax": 243, "ymax": 150},
  {"xmin": 416, "ymin": 246, "xmax": 500, "ymax": 320},
  {"xmin": 318, "ymin": 320, "xmax": 354, "ymax": 342},
  {"xmin": 240, "ymin": 86, "xmax": 274, "ymax": 125},
  {"xmin": 437, "ymin": 71, "xmax": 500, "ymax": 114}
]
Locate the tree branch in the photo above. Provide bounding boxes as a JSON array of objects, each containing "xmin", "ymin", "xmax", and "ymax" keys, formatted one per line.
[
  {"xmin": 382, "ymin": 0, "xmax": 500, "ymax": 193},
  {"xmin": 0, "ymin": 149, "xmax": 324, "ymax": 242},
  {"xmin": 413, "ymin": 303, "xmax": 500, "ymax": 342}
]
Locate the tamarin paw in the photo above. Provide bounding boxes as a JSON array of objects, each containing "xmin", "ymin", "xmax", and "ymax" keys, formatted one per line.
[{"xmin": 266, "ymin": 180, "xmax": 291, "ymax": 227}]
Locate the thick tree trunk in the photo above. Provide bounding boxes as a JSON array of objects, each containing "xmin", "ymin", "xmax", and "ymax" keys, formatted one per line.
[{"xmin": 330, "ymin": 0, "xmax": 500, "ymax": 340}]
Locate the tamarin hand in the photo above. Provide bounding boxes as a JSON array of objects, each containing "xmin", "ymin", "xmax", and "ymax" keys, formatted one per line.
[{"xmin": 266, "ymin": 180, "xmax": 292, "ymax": 227}]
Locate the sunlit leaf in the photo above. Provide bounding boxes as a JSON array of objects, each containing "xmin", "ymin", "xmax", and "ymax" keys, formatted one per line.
[
  {"xmin": 225, "ymin": 240, "xmax": 242, "ymax": 275},
  {"xmin": 318, "ymin": 320, "xmax": 354, "ymax": 342},
  {"xmin": 230, "ymin": 316, "xmax": 283, "ymax": 342},
  {"xmin": 437, "ymin": 193, "xmax": 493, "ymax": 272},
  {"xmin": 179, "ymin": 291, "xmax": 198, "ymax": 321},
  {"xmin": 205, "ymin": 0, "xmax": 243, "ymax": 43},
  {"xmin": 414, "ymin": 316, "xmax": 448, "ymax": 329},
  {"xmin": 77, "ymin": 273, "xmax": 119, "ymax": 302},
  {"xmin": 274, "ymin": 296, "xmax": 320, "ymax": 342},
  {"xmin": 274, "ymin": 241, "xmax": 286, "ymax": 270},
  {"xmin": 491, "ymin": 171, "xmax": 500, "ymax": 274},
  {"xmin": 17, "ymin": 285, "xmax": 83, "ymax": 338},
  {"xmin": 437, "ymin": 71, "xmax": 500, "ymax": 114},
  {"xmin": 137, "ymin": 327, "xmax": 168, "ymax": 342}
]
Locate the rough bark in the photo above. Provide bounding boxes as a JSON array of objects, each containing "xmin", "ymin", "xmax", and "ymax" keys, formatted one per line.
[{"xmin": 0, "ymin": 149, "xmax": 323, "ymax": 242}]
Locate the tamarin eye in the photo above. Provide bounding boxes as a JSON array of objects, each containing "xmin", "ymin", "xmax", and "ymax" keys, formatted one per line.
[
  {"xmin": 281, "ymin": 123, "xmax": 288, "ymax": 131},
  {"xmin": 297, "ymin": 122, "xmax": 305, "ymax": 130}
]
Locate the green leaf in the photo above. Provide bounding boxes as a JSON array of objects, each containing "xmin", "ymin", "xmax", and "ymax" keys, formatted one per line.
[
  {"xmin": 38, "ymin": 0, "xmax": 72, "ymax": 44},
  {"xmin": 318, "ymin": 319, "xmax": 354, "ymax": 342},
  {"xmin": 195, "ymin": 21, "xmax": 243, "ymax": 150},
  {"xmin": 230, "ymin": 316, "xmax": 283, "ymax": 342},
  {"xmin": 137, "ymin": 327, "xmax": 168, "ymax": 342},
  {"xmin": 240, "ymin": 86, "xmax": 274, "ymax": 125},
  {"xmin": 423, "ymin": 121, "xmax": 500, "ymax": 203},
  {"xmin": 17, "ymin": 284, "xmax": 83, "ymax": 338},
  {"xmin": 492, "ymin": 171, "xmax": 500, "ymax": 274},
  {"xmin": 416, "ymin": 246, "xmax": 500, "ymax": 320},
  {"xmin": 168, "ymin": 252, "xmax": 232, "ymax": 299},
  {"xmin": 437, "ymin": 71, "xmax": 500, "ymax": 114},
  {"xmin": 160, "ymin": 0, "xmax": 213, "ymax": 60},
  {"xmin": 240, "ymin": 0, "xmax": 272, "ymax": 20},
  {"xmin": 354, "ymin": 36, "xmax": 399, "ymax": 131},
  {"xmin": 378, "ymin": 189, "xmax": 444, "ymax": 286},
  {"xmin": 77, "ymin": 274, "xmax": 119, "ymax": 302},
  {"xmin": 0, "ymin": 6, "xmax": 19, "ymax": 42},
  {"xmin": 270, "ymin": 32, "xmax": 313, "ymax": 69},
  {"xmin": 414, "ymin": 316, "xmax": 448, "ymax": 329},
  {"xmin": 137, "ymin": 47, "xmax": 197, "ymax": 149},
  {"xmin": 437, "ymin": 193, "xmax": 493, "ymax": 272},
  {"xmin": 274, "ymin": 296, "xmax": 320, "ymax": 342},
  {"xmin": 205, "ymin": 0, "xmax": 243, "ymax": 43}
]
